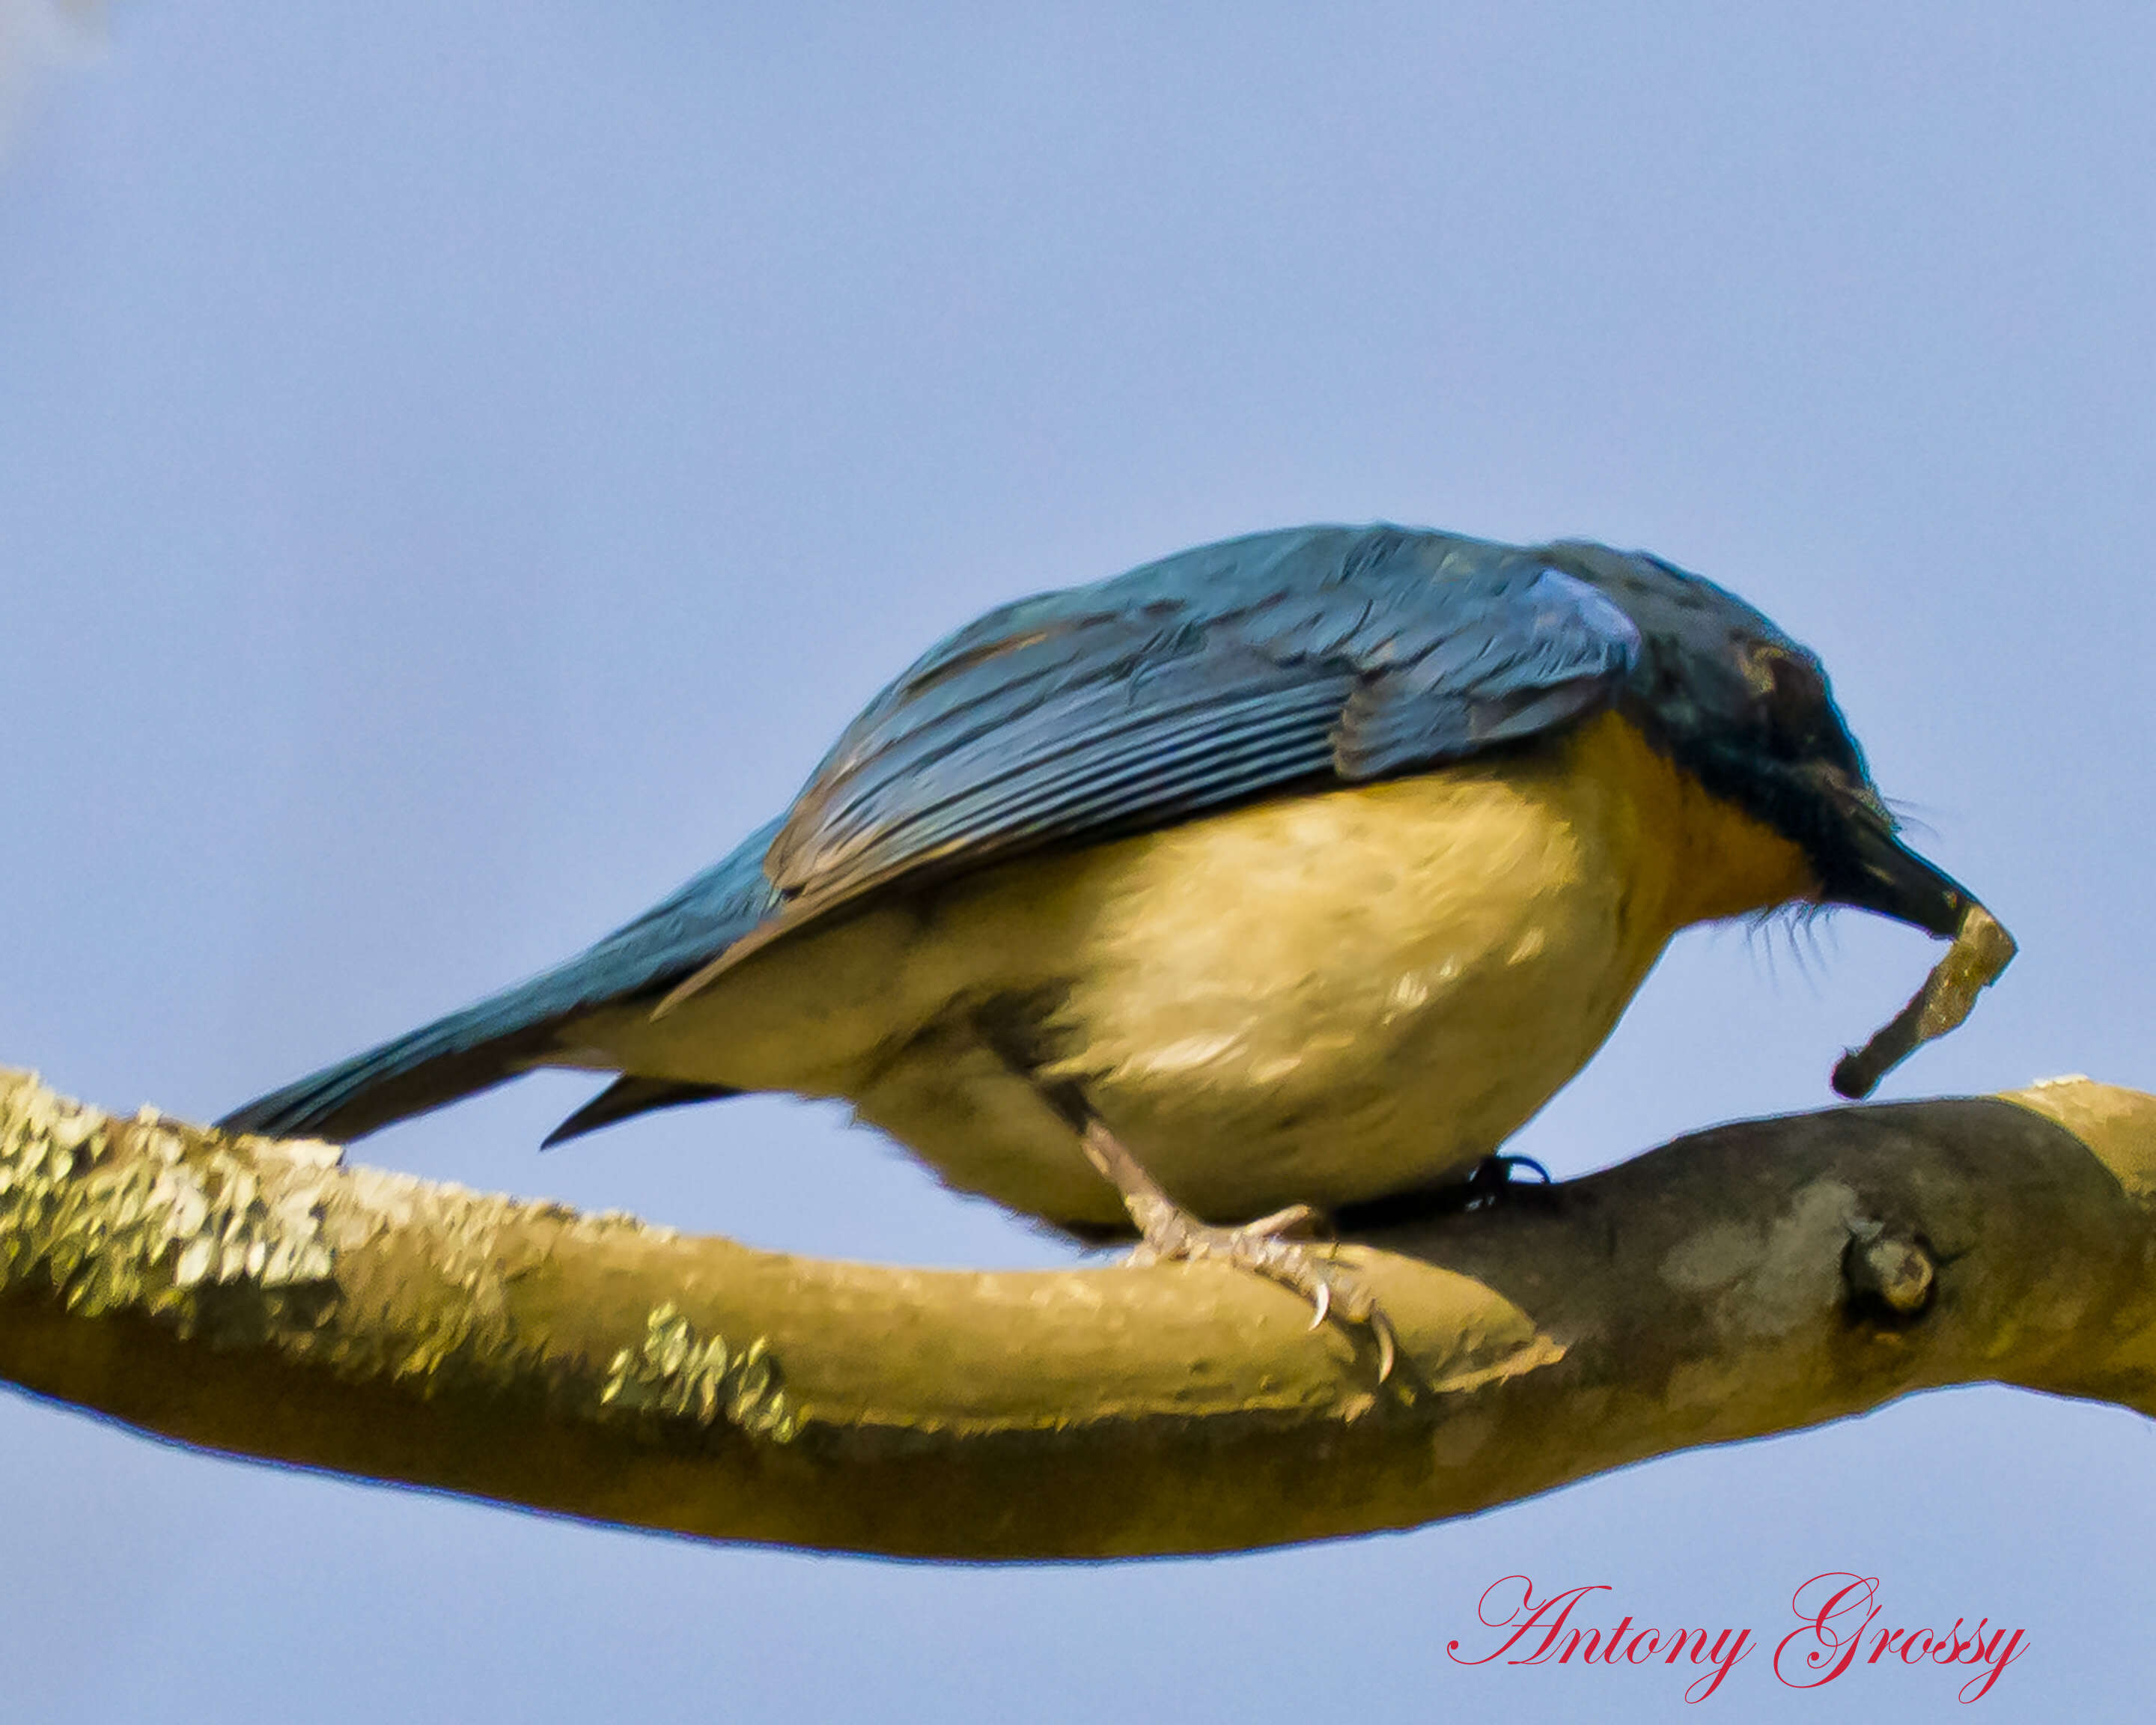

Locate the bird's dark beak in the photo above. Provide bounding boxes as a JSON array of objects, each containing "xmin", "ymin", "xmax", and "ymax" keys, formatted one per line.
[
  {"xmin": 1830, "ymin": 821, "xmax": 1968, "ymax": 937},
  {"xmin": 1826, "ymin": 825, "xmax": 2016, "ymax": 1099}
]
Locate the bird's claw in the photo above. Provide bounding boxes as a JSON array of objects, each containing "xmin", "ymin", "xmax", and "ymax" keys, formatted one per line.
[{"xmin": 1460, "ymin": 1152, "xmax": 1559, "ymax": 1211}]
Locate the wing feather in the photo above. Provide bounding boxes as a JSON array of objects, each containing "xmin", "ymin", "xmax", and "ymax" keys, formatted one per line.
[{"xmin": 660, "ymin": 526, "xmax": 1639, "ymax": 1007}]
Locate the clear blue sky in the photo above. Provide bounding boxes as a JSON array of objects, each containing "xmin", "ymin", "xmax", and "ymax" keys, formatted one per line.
[{"xmin": 2, "ymin": 4, "xmax": 2150, "ymax": 1720}]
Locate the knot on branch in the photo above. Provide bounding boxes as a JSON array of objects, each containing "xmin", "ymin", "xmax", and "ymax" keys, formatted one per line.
[{"xmin": 1842, "ymin": 1220, "xmax": 1936, "ymax": 1322}]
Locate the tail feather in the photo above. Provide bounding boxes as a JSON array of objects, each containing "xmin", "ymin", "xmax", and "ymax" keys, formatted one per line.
[
  {"xmin": 217, "ymin": 1009, "xmax": 562, "ymax": 1143},
  {"xmin": 219, "ymin": 819, "xmax": 786, "ymax": 1144},
  {"xmin": 540, "ymin": 1075, "xmax": 741, "ymax": 1149}
]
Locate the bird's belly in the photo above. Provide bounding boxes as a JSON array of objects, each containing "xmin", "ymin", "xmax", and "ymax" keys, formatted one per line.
[
  {"xmin": 589, "ymin": 730, "xmax": 1685, "ymax": 1229},
  {"xmin": 866, "ymin": 767, "xmax": 1663, "ymax": 1224}
]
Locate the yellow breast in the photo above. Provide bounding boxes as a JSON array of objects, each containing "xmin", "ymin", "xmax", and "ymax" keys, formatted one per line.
[{"xmin": 584, "ymin": 711, "xmax": 1818, "ymax": 1227}]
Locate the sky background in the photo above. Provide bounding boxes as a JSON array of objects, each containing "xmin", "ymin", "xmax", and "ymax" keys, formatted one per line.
[{"xmin": 2, "ymin": 3, "xmax": 2152, "ymax": 1719}]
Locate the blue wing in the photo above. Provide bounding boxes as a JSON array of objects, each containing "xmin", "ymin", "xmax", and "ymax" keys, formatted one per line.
[
  {"xmin": 225, "ymin": 523, "xmax": 1642, "ymax": 1138},
  {"xmin": 663, "ymin": 524, "xmax": 1641, "ymax": 1003}
]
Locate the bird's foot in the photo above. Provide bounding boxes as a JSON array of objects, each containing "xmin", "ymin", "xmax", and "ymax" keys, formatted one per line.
[
  {"xmin": 1071, "ymin": 1117, "xmax": 1399, "ymax": 1380},
  {"xmin": 1122, "ymin": 1192, "xmax": 1398, "ymax": 1383}
]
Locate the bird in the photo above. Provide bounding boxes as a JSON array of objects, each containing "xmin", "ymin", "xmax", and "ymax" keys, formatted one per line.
[{"xmin": 222, "ymin": 524, "xmax": 2013, "ymax": 1374}]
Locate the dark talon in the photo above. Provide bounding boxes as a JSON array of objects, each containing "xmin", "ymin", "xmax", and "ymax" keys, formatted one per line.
[{"xmin": 1463, "ymin": 1152, "xmax": 1560, "ymax": 1210}]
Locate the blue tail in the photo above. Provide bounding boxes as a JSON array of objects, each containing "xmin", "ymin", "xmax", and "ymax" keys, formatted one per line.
[{"xmin": 219, "ymin": 821, "xmax": 785, "ymax": 1143}]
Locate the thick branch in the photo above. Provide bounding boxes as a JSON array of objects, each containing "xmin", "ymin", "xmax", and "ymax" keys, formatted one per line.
[{"xmin": 1, "ymin": 1066, "xmax": 2150, "ymax": 1559}]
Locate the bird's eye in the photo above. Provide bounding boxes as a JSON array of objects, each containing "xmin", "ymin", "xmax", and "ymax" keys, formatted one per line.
[{"xmin": 1744, "ymin": 645, "xmax": 1833, "ymax": 751}]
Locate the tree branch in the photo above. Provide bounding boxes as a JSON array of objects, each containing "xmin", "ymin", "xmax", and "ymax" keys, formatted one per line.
[{"xmin": 1, "ymin": 1065, "xmax": 2149, "ymax": 1559}]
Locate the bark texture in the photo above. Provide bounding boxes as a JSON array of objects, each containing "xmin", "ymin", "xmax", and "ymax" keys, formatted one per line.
[{"xmin": 1, "ymin": 1065, "xmax": 2150, "ymax": 1560}]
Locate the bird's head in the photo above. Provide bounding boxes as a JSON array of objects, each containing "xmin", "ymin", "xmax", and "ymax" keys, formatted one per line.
[{"xmin": 1544, "ymin": 540, "xmax": 2016, "ymax": 1097}]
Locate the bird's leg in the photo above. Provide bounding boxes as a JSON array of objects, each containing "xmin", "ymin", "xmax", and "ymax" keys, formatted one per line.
[{"xmin": 1075, "ymin": 1117, "xmax": 1398, "ymax": 1382}]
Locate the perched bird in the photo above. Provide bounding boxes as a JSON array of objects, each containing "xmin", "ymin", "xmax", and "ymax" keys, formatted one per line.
[{"xmin": 223, "ymin": 525, "xmax": 2012, "ymax": 1371}]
